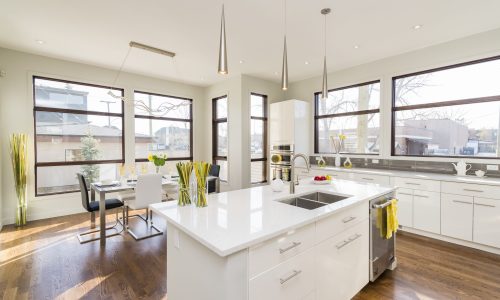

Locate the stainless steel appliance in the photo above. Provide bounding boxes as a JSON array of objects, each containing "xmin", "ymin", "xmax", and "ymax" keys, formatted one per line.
[
  {"xmin": 369, "ymin": 194, "xmax": 398, "ymax": 281},
  {"xmin": 270, "ymin": 144, "xmax": 293, "ymax": 182}
]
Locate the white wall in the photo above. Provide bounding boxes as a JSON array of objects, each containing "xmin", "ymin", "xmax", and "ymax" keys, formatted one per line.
[
  {"xmin": 0, "ymin": 47, "xmax": 206, "ymax": 225},
  {"xmin": 287, "ymin": 28, "xmax": 500, "ymax": 164},
  {"xmin": 203, "ymin": 75, "xmax": 284, "ymax": 191}
]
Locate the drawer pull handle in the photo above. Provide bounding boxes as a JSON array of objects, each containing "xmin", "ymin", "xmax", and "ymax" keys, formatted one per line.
[
  {"xmin": 398, "ymin": 192, "xmax": 413, "ymax": 196},
  {"xmin": 336, "ymin": 233, "xmax": 362, "ymax": 249},
  {"xmin": 279, "ymin": 241, "xmax": 301, "ymax": 254},
  {"xmin": 463, "ymin": 189, "xmax": 484, "ymax": 193},
  {"xmin": 361, "ymin": 177, "xmax": 374, "ymax": 181},
  {"xmin": 453, "ymin": 200, "xmax": 472, "ymax": 205},
  {"xmin": 413, "ymin": 195, "xmax": 429, "ymax": 199},
  {"xmin": 280, "ymin": 269, "xmax": 302, "ymax": 285},
  {"xmin": 474, "ymin": 203, "xmax": 496, "ymax": 208},
  {"xmin": 342, "ymin": 216, "xmax": 356, "ymax": 223},
  {"xmin": 405, "ymin": 182, "xmax": 421, "ymax": 186}
]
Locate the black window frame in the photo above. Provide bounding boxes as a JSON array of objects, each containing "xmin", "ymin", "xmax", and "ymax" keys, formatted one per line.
[
  {"xmin": 33, "ymin": 76, "xmax": 125, "ymax": 196},
  {"xmin": 314, "ymin": 80, "xmax": 381, "ymax": 155},
  {"xmin": 212, "ymin": 95, "xmax": 228, "ymax": 182},
  {"xmin": 391, "ymin": 55, "xmax": 500, "ymax": 159},
  {"xmin": 133, "ymin": 90, "xmax": 193, "ymax": 164},
  {"xmin": 250, "ymin": 93, "xmax": 268, "ymax": 184}
]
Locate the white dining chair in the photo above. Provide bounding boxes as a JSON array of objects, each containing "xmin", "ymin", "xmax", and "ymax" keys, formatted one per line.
[{"xmin": 124, "ymin": 173, "xmax": 163, "ymax": 240}]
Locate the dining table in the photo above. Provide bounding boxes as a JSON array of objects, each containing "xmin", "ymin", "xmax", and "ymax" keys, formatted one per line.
[{"xmin": 90, "ymin": 176, "xmax": 220, "ymax": 246}]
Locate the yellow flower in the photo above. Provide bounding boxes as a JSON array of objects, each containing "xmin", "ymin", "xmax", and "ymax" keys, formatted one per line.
[
  {"xmin": 147, "ymin": 153, "xmax": 154, "ymax": 162},
  {"xmin": 339, "ymin": 134, "xmax": 346, "ymax": 141}
]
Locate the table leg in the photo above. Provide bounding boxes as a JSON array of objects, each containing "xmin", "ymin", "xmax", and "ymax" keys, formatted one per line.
[
  {"xmin": 216, "ymin": 178, "xmax": 221, "ymax": 193},
  {"xmin": 99, "ymin": 191, "xmax": 106, "ymax": 247},
  {"xmin": 90, "ymin": 188, "xmax": 96, "ymax": 229}
]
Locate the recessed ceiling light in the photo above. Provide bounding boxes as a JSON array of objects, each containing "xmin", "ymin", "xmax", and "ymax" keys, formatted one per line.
[
  {"xmin": 200, "ymin": 77, "xmax": 205, "ymax": 80},
  {"xmin": 305, "ymin": 61, "xmax": 310, "ymax": 65},
  {"xmin": 413, "ymin": 24, "xmax": 422, "ymax": 30},
  {"xmin": 353, "ymin": 45, "xmax": 360, "ymax": 49},
  {"xmin": 274, "ymin": 71, "xmax": 278, "ymax": 75},
  {"xmin": 36, "ymin": 39, "xmax": 45, "ymax": 44},
  {"xmin": 239, "ymin": 60, "xmax": 244, "ymax": 64}
]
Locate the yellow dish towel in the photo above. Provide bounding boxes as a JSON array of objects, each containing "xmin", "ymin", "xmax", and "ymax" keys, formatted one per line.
[
  {"xmin": 385, "ymin": 199, "xmax": 399, "ymax": 239},
  {"xmin": 375, "ymin": 199, "xmax": 398, "ymax": 239}
]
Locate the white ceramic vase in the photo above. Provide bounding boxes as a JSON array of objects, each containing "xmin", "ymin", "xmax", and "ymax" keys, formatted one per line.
[{"xmin": 335, "ymin": 154, "xmax": 341, "ymax": 167}]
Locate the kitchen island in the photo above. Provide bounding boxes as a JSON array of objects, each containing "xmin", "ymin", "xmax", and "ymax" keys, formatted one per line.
[{"xmin": 150, "ymin": 179, "xmax": 395, "ymax": 300}]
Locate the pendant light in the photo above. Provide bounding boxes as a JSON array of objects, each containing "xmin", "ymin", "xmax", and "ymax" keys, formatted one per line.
[
  {"xmin": 320, "ymin": 8, "xmax": 331, "ymax": 100},
  {"xmin": 218, "ymin": 4, "xmax": 228, "ymax": 74},
  {"xmin": 281, "ymin": 0, "xmax": 288, "ymax": 90}
]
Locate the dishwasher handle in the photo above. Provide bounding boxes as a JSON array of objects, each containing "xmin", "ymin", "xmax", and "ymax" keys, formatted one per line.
[{"xmin": 372, "ymin": 199, "xmax": 398, "ymax": 209}]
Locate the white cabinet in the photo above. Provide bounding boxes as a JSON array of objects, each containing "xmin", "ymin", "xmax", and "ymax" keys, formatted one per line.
[
  {"xmin": 473, "ymin": 197, "xmax": 500, "ymax": 248},
  {"xmin": 315, "ymin": 202, "xmax": 368, "ymax": 244},
  {"xmin": 249, "ymin": 223, "xmax": 316, "ymax": 278},
  {"xmin": 413, "ymin": 190, "xmax": 440, "ymax": 234},
  {"xmin": 441, "ymin": 193, "xmax": 473, "ymax": 241},
  {"xmin": 249, "ymin": 248, "xmax": 316, "ymax": 300},
  {"xmin": 316, "ymin": 219, "xmax": 369, "ymax": 300},
  {"xmin": 395, "ymin": 188, "xmax": 413, "ymax": 228},
  {"xmin": 348, "ymin": 173, "xmax": 391, "ymax": 185},
  {"xmin": 270, "ymin": 100, "xmax": 309, "ymax": 152}
]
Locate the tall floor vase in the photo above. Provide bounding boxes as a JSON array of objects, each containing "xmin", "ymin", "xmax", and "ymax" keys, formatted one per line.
[{"xmin": 10, "ymin": 133, "xmax": 28, "ymax": 226}]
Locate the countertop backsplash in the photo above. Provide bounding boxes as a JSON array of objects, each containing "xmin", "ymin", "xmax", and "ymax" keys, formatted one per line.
[{"xmin": 309, "ymin": 156, "xmax": 500, "ymax": 178}]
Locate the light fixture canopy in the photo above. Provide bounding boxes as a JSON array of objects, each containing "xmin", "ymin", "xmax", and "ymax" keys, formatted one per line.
[
  {"xmin": 320, "ymin": 8, "xmax": 331, "ymax": 100},
  {"xmin": 218, "ymin": 4, "xmax": 228, "ymax": 75}
]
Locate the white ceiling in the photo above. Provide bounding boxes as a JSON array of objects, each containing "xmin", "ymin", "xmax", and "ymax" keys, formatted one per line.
[{"xmin": 1, "ymin": 0, "xmax": 500, "ymax": 87}]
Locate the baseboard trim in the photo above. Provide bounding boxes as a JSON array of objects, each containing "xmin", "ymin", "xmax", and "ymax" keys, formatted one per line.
[{"xmin": 400, "ymin": 226, "xmax": 500, "ymax": 255}]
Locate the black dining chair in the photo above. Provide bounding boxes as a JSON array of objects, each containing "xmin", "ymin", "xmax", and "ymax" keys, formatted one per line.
[
  {"xmin": 76, "ymin": 173, "xmax": 125, "ymax": 244},
  {"xmin": 207, "ymin": 164, "xmax": 221, "ymax": 194}
]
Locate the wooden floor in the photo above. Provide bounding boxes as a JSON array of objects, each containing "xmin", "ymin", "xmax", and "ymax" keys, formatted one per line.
[{"xmin": 1, "ymin": 213, "xmax": 500, "ymax": 300}]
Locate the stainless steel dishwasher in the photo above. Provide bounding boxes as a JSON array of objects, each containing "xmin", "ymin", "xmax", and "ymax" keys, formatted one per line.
[{"xmin": 369, "ymin": 194, "xmax": 398, "ymax": 281}]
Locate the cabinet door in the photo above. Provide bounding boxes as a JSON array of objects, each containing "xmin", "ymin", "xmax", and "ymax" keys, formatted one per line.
[
  {"xmin": 473, "ymin": 197, "xmax": 500, "ymax": 248},
  {"xmin": 316, "ymin": 219, "xmax": 369, "ymax": 300},
  {"xmin": 441, "ymin": 193, "xmax": 473, "ymax": 241},
  {"xmin": 249, "ymin": 248, "xmax": 315, "ymax": 300},
  {"xmin": 395, "ymin": 188, "xmax": 413, "ymax": 228},
  {"xmin": 413, "ymin": 190, "xmax": 440, "ymax": 234}
]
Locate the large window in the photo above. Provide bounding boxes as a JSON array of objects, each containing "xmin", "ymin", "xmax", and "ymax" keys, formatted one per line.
[
  {"xmin": 315, "ymin": 81, "xmax": 380, "ymax": 154},
  {"xmin": 213, "ymin": 96, "xmax": 228, "ymax": 181},
  {"xmin": 134, "ymin": 91, "xmax": 193, "ymax": 173},
  {"xmin": 250, "ymin": 93, "xmax": 268, "ymax": 184},
  {"xmin": 34, "ymin": 76, "xmax": 124, "ymax": 196},
  {"xmin": 393, "ymin": 56, "xmax": 500, "ymax": 158}
]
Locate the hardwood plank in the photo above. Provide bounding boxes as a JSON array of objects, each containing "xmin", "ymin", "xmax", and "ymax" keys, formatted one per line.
[{"xmin": 1, "ymin": 213, "xmax": 500, "ymax": 299}]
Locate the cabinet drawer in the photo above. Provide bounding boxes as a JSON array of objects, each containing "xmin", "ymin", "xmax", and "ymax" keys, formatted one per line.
[
  {"xmin": 249, "ymin": 223, "xmax": 315, "ymax": 278},
  {"xmin": 392, "ymin": 177, "xmax": 441, "ymax": 192},
  {"xmin": 441, "ymin": 193, "xmax": 473, "ymax": 241},
  {"xmin": 413, "ymin": 190, "xmax": 440, "ymax": 234},
  {"xmin": 249, "ymin": 248, "xmax": 315, "ymax": 300},
  {"xmin": 473, "ymin": 197, "xmax": 500, "ymax": 248},
  {"xmin": 316, "ymin": 202, "xmax": 368, "ymax": 244},
  {"xmin": 441, "ymin": 181, "xmax": 500, "ymax": 200},
  {"xmin": 348, "ymin": 173, "xmax": 391, "ymax": 185},
  {"xmin": 316, "ymin": 219, "xmax": 369, "ymax": 300}
]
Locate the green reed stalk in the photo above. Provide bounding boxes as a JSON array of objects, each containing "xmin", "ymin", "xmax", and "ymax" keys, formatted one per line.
[
  {"xmin": 9, "ymin": 134, "xmax": 28, "ymax": 226},
  {"xmin": 176, "ymin": 162, "xmax": 193, "ymax": 206},
  {"xmin": 194, "ymin": 161, "xmax": 211, "ymax": 207}
]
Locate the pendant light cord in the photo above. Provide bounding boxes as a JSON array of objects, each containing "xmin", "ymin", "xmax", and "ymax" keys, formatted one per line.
[
  {"xmin": 324, "ymin": 14, "xmax": 327, "ymax": 57},
  {"xmin": 284, "ymin": 0, "xmax": 287, "ymax": 37},
  {"xmin": 112, "ymin": 46, "xmax": 132, "ymax": 87}
]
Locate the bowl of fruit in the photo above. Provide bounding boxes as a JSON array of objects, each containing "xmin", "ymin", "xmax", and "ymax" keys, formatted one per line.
[{"xmin": 313, "ymin": 175, "xmax": 332, "ymax": 184}]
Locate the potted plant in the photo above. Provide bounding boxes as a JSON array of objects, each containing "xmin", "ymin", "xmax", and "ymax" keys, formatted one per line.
[{"xmin": 148, "ymin": 153, "xmax": 168, "ymax": 173}]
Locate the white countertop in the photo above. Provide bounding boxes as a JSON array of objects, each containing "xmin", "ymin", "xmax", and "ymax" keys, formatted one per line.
[
  {"xmin": 150, "ymin": 179, "xmax": 394, "ymax": 257},
  {"xmin": 300, "ymin": 165, "xmax": 500, "ymax": 186}
]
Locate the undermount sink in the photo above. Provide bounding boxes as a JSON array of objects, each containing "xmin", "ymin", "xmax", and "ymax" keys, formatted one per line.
[{"xmin": 278, "ymin": 192, "xmax": 350, "ymax": 210}]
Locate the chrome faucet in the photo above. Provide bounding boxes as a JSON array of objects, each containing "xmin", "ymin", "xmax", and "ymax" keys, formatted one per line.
[{"xmin": 290, "ymin": 153, "xmax": 311, "ymax": 194}]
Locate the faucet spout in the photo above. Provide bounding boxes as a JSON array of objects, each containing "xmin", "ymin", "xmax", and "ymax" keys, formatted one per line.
[{"xmin": 290, "ymin": 153, "xmax": 310, "ymax": 194}]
